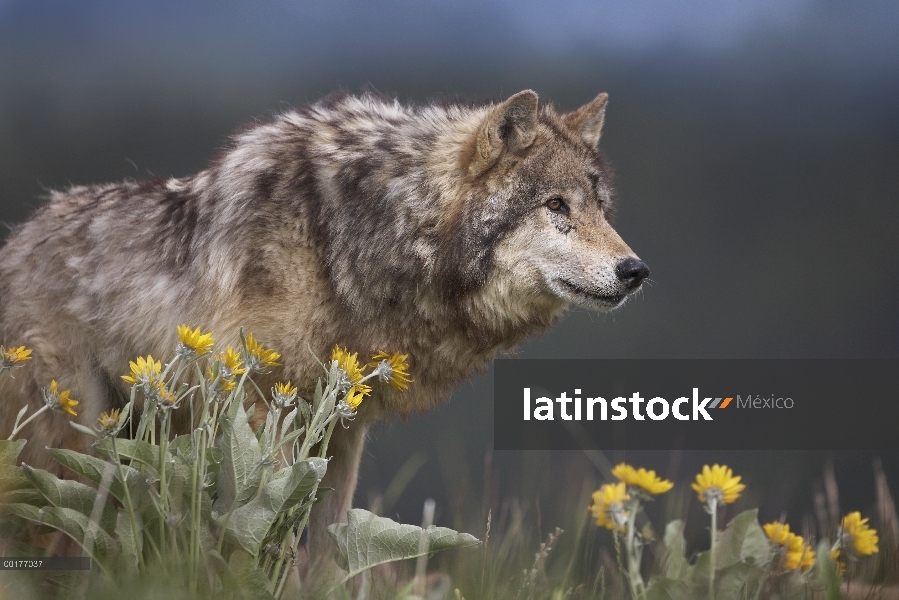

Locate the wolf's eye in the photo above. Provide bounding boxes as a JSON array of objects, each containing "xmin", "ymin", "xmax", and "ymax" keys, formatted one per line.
[{"xmin": 546, "ymin": 197, "xmax": 569, "ymax": 215}]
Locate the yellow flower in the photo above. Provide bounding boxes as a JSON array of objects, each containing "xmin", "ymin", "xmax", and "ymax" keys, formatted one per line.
[
  {"xmin": 331, "ymin": 345, "xmax": 372, "ymax": 398},
  {"xmin": 691, "ymin": 464, "xmax": 745, "ymax": 505},
  {"xmin": 272, "ymin": 381, "xmax": 298, "ymax": 407},
  {"xmin": 43, "ymin": 380, "xmax": 79, "ymax": 417},
  {"xmin": 177, "ymin": 325, "xmax": 214, "ymax": 355},
  {"xmin": 157, "ymin": 383, "xmax": 178, "ymax": 408},
  {"xmin": 369, "ymin": 350, "xmax": 413, "ymax": 392},
  {"xmin": 345, "ymin": 387, "xmax": 366, "ymax": 411},
  {"xmin": 764, "ymin": 522, "xmax": 815, "ymax": 570},
  {"xmin": 589, "ymin": 482, "xmax": 629, "ymax": 532},
  {"xmin": 839, "ymin": 512, "xmax": 879, "ymax": 556},
  {"xmin": 763, "ymin": 522, "xmax": 794, "ymax": 546},
  {"xmin": 207, "ymin": 346, "xmax": 246, "ymax": 391},
  {"xmin": 1, "ymin": 345, "xmax": 33, "ymax": 367},
  {"xmin": 97, "ymin": 408, "xmax": 122, "ymax": 433},
  {"xmin": 244, "ymin": 333, "xmax": 281, "ymax": 371},
  {"xmin": 785, "ymin": 542, "xmax": 815, "ymax": 570},
  {"xmin": 274, "ymin": 381, "xmax": 297, "ymax": 397},
  {"xmin": 331, "ymin": 346, "xmax": 365, "ymax": 382},
  {"xmin": 121, "ymin": 355, "xmax": 163, "ymax": 387},
  {"xmin": 612, "ymin": 463, "xmax": 673, "ymax": 495}
]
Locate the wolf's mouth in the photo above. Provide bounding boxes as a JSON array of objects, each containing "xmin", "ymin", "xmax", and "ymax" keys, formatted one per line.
[{"xmin": 557, "ymin": 279, "xmax": 627, "ymax": 306}]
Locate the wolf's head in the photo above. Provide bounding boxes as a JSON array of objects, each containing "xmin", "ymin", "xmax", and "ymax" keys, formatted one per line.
[{"xmin": 446, "ymin": 90, "xmax": 648, "ymax": 317}]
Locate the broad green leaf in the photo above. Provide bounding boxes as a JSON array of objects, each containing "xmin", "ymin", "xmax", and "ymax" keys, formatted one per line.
[
  {"xmin": 47, "ymin": 448, "xmax": 154, "ymax": 511},
  {"xmin": 93, "ymin": 438, "xmax": 166, "ymax": 473},
  {"xmin": 778, "ymin": 570, "xmax": 812, "ymax": 600},
  {"xmin": 168, "ymin": 433, "xmax": 193, "ymax": 458},
  {"xmin": 21, "ymin": 465, "xmax": 117, "ymax": 534},
  {"xmin": 215, "ymin": 400, "xmax": 263, "ymax": 514},
  {"xmin": 6, "ymin": 503, "xmax": 115, "ymax": 571},
  {"xmin": 662, "ymin": 519, "xmax": 692, "ymax": 580},
  {"xmin": 814, "ymin": 540, "xmax": 843, "ymax": 600},
  {"xmin": 227, "ymin": 549, "xmax": 277, "ymax": 600},
  {"xmin": 0, "ymin": 488, "xmax": 45, "ymax": 506},
  {"xmin": 713, "ymin": 561, "xmax": 763, "ymax": 600},
  {"xmin": 0, "ymin": 467, "xmax": 30, "ymax": 494},
  {"xmin": 0, "ymin": 440, "xmax": 29, "ymax": 494},
  {"xmin": 328, "ymin": 508, "xmax": 482, "ymax": 582},
  {"xmin": 646, "ymin": 578, "xmax": 692, "ymax": 600},
  {"xmin": 163, "ymin": 455, "xmax": 203, "ymax": 516},
  {"xmin": 206, "ymin": 549, "xmax": 239, "ymax": 591},
  {"xmin": 169, "ymin": 434, "xmax": 224, "ymax": 464},
  {"xmin": 116, "ymin": 507, "xmax": 142, "ymax": 569},
  {"xmin": 716, "ymin": 509, "xmax": 772, "ymax": 569},
  {"xmin": 0, "ymin": 439, "xmax": 27, "ymax": 464},
  {"xmin": 222, "ymin": 457, "xmax": 327, "ymax": 555}
]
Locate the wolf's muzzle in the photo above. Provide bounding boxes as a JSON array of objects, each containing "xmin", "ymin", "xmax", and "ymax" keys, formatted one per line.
[{"xmin": 615, "ymin": 257, "xmax": 650, "ymax": 290}]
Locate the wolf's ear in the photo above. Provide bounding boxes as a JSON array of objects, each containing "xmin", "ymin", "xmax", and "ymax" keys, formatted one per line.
[
  {"xmin": 471, "ymin": 90, "xmax": 538, "ymax": 173},
  {"xmin": 563, "ymin": 92, "xmax": 608, "ymax": 148}
]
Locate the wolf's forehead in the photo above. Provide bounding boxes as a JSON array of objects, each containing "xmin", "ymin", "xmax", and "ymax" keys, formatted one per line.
[{"xmin": 524, "ymin": 134, "xmax": 603, "ymax": 185}]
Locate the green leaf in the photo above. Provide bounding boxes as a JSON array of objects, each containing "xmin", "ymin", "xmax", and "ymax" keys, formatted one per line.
[
  {"xmin": 227, "ymin": 549, "xmax": 277, "ymax": 600},
  {"xmin": 296, "ymin": 399, "xmax": 311, "ymax": 429},
  {"xmin": 168, "ymin": 433, "xmax": 194, "ymax": 458},
  {"xmin": 713, "ymin": 561, "xmax": 764, "ymax": 600},
  {"xmin": 273, "ymin": 428, "xmax": 305, "ymax": 452},
  {"xmin": 69, "ymin": 422, "xmax": 100, "ymax": 439},
  {"xmin": 778, "ymin": 570, "xmax": 812, "ymax": 600},
  {"xmin": 20, "ymin": 465, "xmax": 117, "ymax": 534},
  {"xmin": 646, "ymin": 578, "xmax": 692, "ymax": 600},
  {"xmin": 0, "ymin": 440, "xmax": 29, "ymax": 493},
  {"xmin": 0, "ymin": 466, "xmax": 30, "ymax": 494},
  {"xmin": 116, "ymin": 507, "xmax": 142, "ymax": 569},
  {"xmin": 222, "ymin": 457, "xmax": 327, "ymax": 556},
  {"xmin": 328, "ymin": 508, "xmax": 482, "ymax": 583},
  {"xmin": 0, "ymin": 488, "xmax": 45, "ymax": 506},
  {"xmin": 215, "ymin": 400, "xmax": 263, "ymax": 514},
  {"xmin": 814, "ymin": 540, "xmax": 843, "ymax": 600},
  {"xmin": 168, "ymin": 434, "xmax": 223, "ymax": 485},
  {"xmin": 0, "ymin": 439, "xmax": 27, "ymax": 464},
  {"xmin": 280, "ymin": 407, "xmax": 298, "ymax": 440},
  {"xmin": 162, "ymin": 454, "xmax": 199, "ymax": 514},
  {"xmin": 93, "ymin": 438, "xmax": 165, "ymax": 474},
  {"xmin": 662, "ymin": 519, "xmax": 692, "ymax": 580},
  {"xmin": 312, "ymin": 379, "xmax": 323, "ymax": 414},
  {"xmin": 716, "ymin": 509, "xmax": 772, "ymax": 569},
  {"xmin": 6, "ymin": 503, "xmax": 115, "ymax": 572},
  {"xmin": 681, "ymin": 511, "xmax": 774, "ymax": 600},
  {"xmin": 47, "ymin": 448, "xmax": 153, "ymax": 511}
]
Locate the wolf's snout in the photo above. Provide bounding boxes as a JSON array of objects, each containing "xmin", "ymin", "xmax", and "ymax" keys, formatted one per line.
[{"xmin": 615, "ymin": 257, "xmax": 650, "ymax": 289}]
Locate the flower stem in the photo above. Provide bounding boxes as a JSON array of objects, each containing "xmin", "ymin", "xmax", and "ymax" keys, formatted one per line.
[
  {"xmin": 624, "ymin": 497, "xmax": 646, "ymax": 600},
  {"xmin": 112, "ymin": 436, "xmax": 145, "ymax": 572},
  {"xmin": 7, "ymin": 404, "xmax": 49, "ymax": 440},
  {"xmin": 273, "ymin": 414, "xmax": 339, "ymax": 598},
  {"xmin": 158, "ymin": 410, "xmax": 171, "ymax": 553},
  {"xmin": 709, "ymin": 497, "xmax": 718, "ymax": 600}
]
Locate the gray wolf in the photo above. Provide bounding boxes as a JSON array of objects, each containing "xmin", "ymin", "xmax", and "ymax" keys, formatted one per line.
[{"xmin": 0, "ymin": 89, "xmax": 648, "ymax": 578}]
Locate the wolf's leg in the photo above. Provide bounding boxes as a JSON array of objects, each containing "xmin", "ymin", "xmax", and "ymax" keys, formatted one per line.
[{"xmin": 298, "ymin": 419, "xmax": 370, "ymax": 597}]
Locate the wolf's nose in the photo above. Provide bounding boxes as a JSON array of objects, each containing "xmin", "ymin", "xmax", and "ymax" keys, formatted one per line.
[{"xmin": 615, "ymin": 257, "xmax": 650, "ymax": 289}]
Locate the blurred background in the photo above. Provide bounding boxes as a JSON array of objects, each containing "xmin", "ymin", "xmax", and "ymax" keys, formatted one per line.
[{"xmin": 2, "ymin": 0, "xmax": 898, "ymax": 561}]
